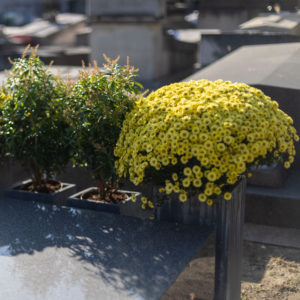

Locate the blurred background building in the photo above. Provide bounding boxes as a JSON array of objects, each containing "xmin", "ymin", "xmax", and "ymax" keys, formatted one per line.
[
  {"xmin": 0, "ymin": 0, "xmax": 85, "ymax": 26},
  {"xmin": 0, "ymin": 0, "xmax": 300, "ymax": 84}
]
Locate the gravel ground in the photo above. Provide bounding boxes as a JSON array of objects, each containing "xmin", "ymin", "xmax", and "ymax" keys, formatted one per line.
[{"xmin": 162, "ymin": 234, "xmax": 300, "ymax": 300}]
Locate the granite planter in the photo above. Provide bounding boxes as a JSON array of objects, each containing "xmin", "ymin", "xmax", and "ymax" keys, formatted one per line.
[
  {"xmin": 155, "ymin": 192, "xmax": 217, "ymax": 227},
  {"xmin": 4, "ymin": 179, "xmax": 76, "ymax": 205},
  {"xmin": 66, "ymin": 187, "xmax": 146, "ymax": 216},
  {"xmin": 155, "ymin": 176, "xmax": 246, "ymax": 227}
]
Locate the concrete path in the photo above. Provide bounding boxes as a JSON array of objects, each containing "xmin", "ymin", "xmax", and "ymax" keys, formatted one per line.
[{"xmin": 0, "ymin": 197, "xmax": 212, "ymax": 300}]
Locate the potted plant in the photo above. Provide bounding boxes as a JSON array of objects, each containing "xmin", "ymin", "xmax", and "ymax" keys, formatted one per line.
[
  {"xmin": 114, "ymin": 80, "xmax": 299, "ymax": 224},
  {"xmin": 66, "ymin": 56, "xmax": 143, "ymax": 214},
  {"xmin": 1, "ymin": 47, "xmax": 75, "ymax": 204}
]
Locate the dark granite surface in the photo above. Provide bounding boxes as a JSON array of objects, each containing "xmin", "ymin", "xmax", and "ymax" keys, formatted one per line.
[
  {"xmin": 0, "ymin": 197, "xmax": 213, "ymax": 300},
  {"xmin": 246, "ymin": 171, "xmax": 300, "ymax": 228},
  {"xmin": 247, "ymin": 170, "xmax": 300, "ymax": 199},
  {"xmin": 186, "ymin": 42, "xmax": 300, "ymax": 90}
]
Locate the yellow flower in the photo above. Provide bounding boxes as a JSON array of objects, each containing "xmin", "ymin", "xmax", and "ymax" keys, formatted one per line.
[
  {"xmin": 148, "ymin": 201, "xmax": 154, "ymax": 208},
  {"xmin": 141, "ymin": 196, "xmax": 148, "ymax": 204},
  {"xmin": 198, "ymin": 193, "xmax": 207, "ymax": 202},
  {"xmin": 171, "ymin": 157, "xmax": 178, "ymax": 165},
  {"xmin": 224, "ymin": 136, "xmax": 234, "ymax": 145},
  {"xmin": 204, "ymin": 188, "xmax": 213, "ymax": 196},
  {"xmin": 180, "ymin": 130, "xmax": 189, "ymax": 139},
  {"xmin": 214, "ymin": 186, "xmax": 221, "ymax": 195},
  {"xmin": 206, "ymin": 199, "xmax": 213, "ymax": 206},
  {"xmin": 217, "ymin": 143, "xmax": 226, "ymax": 152},
  {"xmin": 192, "ymin": 165, "xmax": 201, "ymax": 174},
  {"xmin": 182, "ymin": 178, "xmax": 191, "ymax": 188},
  {"xmin": 131, "ymin": 193, "xmax": 137, "ymax": 202},
  {"xmin": 183, "ymin": 167, "xmax": 192, "ymax": 177},
  {"xmin": 172, "ymin": 173, "xmax": 178, "ymax": 181},
  {"xmin": 224, "ymin": 192, "xmax": 232, "ymax": 200},
  {"xmin": 206, "ymin": 182, "xmax": 214, "ymax": 189},
  {"xmin": 179, "ymin": 193, "xmax": 188, "ymax": 202},
  {"xmin": 180, "ymin": 156, "xmax": 188, "ymax": 164},
  {"xmin": 165, "ymin": 183, "xmax": 173, "ymax": 195},
  {"xmin": 204, "ymin": 140, "xmax": 213, "ymax": 150},
  {"xmin": 199, "ymin": 133, "xmax": 208, "ymax": 142},
  {"xmin": 206, "ymin": 171, "xmax": 217, "ymax": 182},
  {"xmin": 193, "ymin": 179, "xmax": 202, "ymax": 188},
  {"xmin": 174, "ymin": 185, "xmax": 180, "ymax": 193},
  {"xmin": 162, "ymin": 158, "xmax": 169, "ymax": 166}
]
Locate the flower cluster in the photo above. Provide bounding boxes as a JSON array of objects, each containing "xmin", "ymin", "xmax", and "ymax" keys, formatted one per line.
[{"xmin": 114, "ymin": 80, "xmax": 298, "ymax": 206}]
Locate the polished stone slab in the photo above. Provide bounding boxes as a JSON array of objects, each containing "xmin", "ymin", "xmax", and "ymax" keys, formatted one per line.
[
  {"xmin": 186, "ymin": 42, "xmax": 300, "ymax": 90},
  {"xmin": 0, "ymin": 197, "xmax": 213, "ymax": 300},
  {"xmin": 240, "ymin": 13, "xmax": 300, "ymax": 35}
]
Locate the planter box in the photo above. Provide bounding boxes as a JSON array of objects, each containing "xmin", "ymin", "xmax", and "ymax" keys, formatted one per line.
[
  {"xmin": 155, "ymin": 192, "xmax": 218, "ymax": 227},
  {"xmin": 4, "ymin": 179, "xmax": 76, "ymax": 205},
  {"xmin": 66, "ymin": 187, "xmax": 146, "ymax": 216},
  {"xmin": 155, "ymin": 177, "xmax": 245, "ymax": 227}
]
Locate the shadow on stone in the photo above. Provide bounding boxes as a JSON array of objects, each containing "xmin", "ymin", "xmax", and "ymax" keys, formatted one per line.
[{"xmin": 0, "ymin": 197, "xmax": 212, "ymax": 299}]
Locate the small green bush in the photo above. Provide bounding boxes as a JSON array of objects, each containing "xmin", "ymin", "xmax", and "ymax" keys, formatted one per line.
[
  {"xmin": 1, "ymin": 47, "xmax": 72, "ymax": 188},
  {"xmin": 69, "ymin": 57, "xmax": 142, "ymax": 198}
]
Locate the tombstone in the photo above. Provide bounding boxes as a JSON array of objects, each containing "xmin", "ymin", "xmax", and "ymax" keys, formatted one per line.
[
  {"xmin": 199, "ymin": 30, "xmax": 300, "ymax": 67},
  {"xmin": 194, "ymin": 0, "xmax": 267, "ymax": 31},
  {"xmin": 168, "ymin": 28, "xmax": 300, "ymax": 67},
  {"xmin": 240, "ymin": 12, "xmax": 300, "ymax": 35},
  {"xmin": 87, "ymin": 0, "xmax": 166, "ymax": 83},
  {"xmin": 3, "ymin": 13, "xmax": 86, "ymax": 46},
  {"xmin": 87, "ymin": 0, "xmax": 165, "ymax": 18},
  {"xmin": 87, "ymin": 0, "xmax": 197, "ymax": 84}
]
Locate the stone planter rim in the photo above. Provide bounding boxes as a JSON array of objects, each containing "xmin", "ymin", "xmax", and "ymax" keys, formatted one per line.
[
  {"xmin": 68, "ymin": 186, "xmax": 140, "ymax": 203},
  {"xmin": 7, "ymin": 178, "xmax": 74, "ymax": 194},
  {"xmin": 66, "ymin": 186, "xmax": 141, "ymax": 214},
  {"xmin": 4, "ymin": 178, "xmax": 76, "ymax": 205}
]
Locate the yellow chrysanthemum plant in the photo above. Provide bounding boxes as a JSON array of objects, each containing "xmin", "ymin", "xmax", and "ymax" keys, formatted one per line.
[{"xmin": 114, "ymin": 80, "xmax": 299, "ymax": 208}]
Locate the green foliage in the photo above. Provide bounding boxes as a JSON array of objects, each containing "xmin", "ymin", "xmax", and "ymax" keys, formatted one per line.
[
  {"xmin": 1, "ymin": 47, "xmax": 72, "ymax": 185},
  {"xmin": 69, "ymin": 57, "xmax": 142, "ymax": 197}
]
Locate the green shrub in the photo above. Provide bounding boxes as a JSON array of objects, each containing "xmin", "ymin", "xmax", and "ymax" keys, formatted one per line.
[
  {"xmin": 69, "ymin": 57, "xmax": 142, "ymax": 198},
  {"xmin": 1, "ymin": 47, "xmax": 72, "ymax": 188}
]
